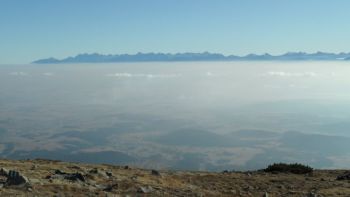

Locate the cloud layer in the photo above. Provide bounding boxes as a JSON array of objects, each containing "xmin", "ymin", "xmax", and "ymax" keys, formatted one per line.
[
  {"xmin": 106, "ymin": 73, "xmax": 182, "ymax": 78},
  {"xmin": 262, "ymin": 71, "xmax": 319, "ymax": 77}
]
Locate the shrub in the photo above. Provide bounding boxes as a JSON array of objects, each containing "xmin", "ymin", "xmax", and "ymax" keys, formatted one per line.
[{"xmin": 263, "ymin": 163, "xmax": 313, "ymax": 174}]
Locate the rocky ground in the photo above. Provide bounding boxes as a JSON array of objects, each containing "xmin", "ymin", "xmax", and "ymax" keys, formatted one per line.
[{"xmin": 0, "ymin": 159, "xmax": 350, "ymax": 196}]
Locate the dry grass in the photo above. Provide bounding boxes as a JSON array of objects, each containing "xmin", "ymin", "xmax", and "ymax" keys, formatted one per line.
[{"xmin": 0, "ymin": 159, "xmax": 349, "ymax": 196}]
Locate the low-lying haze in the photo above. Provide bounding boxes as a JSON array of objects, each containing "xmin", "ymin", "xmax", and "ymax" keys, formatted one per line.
[{"xmin": 1, "ymin": 61, "xmax": 350, "ymax": 171}]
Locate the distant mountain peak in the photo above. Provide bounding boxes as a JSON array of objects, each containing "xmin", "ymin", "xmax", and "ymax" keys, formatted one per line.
[{"xmin": 32, "ymin": 57, "xmax": 60, "ymax": 64}]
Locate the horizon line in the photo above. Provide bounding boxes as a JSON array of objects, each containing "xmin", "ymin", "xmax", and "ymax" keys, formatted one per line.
[{"xmin": 30, "ymin": 51, "xmax": 350, "ymax": 64}]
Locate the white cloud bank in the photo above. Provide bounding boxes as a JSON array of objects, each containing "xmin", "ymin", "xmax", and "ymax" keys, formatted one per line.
[
  {"xmin": 261, "ymin": 71, "xmax": 320, "ymax": 78},
  {"xmin": 106, "ymin": 73, "xmax": 182, "ymax": 78},
  {"xmin": 9, "ymin": 72, "xmax": 29, "ymax": 76},
  {"xmin": 42, "ymin": 72, "xmax": 54, "ymax": 76},
  {"xmin": 205, "ymin": 71, "xmax": 223, "ymax": 77}
]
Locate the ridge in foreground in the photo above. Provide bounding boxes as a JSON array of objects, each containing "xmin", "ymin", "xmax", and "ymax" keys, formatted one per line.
[{"xmin": 0, "ymin": 159, "xmax": 350, "ymax": 196}]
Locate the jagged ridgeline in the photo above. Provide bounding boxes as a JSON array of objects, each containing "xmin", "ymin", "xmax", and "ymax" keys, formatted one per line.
[{"xmin": 32, "ymin": 52, "xmax": 350, "ymax": 63}]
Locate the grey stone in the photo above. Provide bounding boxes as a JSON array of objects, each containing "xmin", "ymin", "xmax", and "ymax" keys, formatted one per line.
[
  {"xmin": 105, "ymin": 171, "xmax": 113, "ymax": 177},
  {"xmin": 103, "ymin": 183, "xmax": 118, "ymax": 192},
  {"xmin": 94, "ymin": 184, "xmax": 106, "ymax": 189},
  {"xmin": 6, "ymin": 170, "xmax": 29, "ymax": 186},
  {"xmin": 64, "ymin": 173, "xmax": 85, "ymax": 182},
  {"xmin": 52, "ymin": 170, "xmax": 85, "ymax": 182},
  {"xmin": 138, "ymin": 186, "xmax": 154, "ymax": 193},
  {"xmin": 0, "ymin": 168, "xmax": 9, "ymax": 176}
]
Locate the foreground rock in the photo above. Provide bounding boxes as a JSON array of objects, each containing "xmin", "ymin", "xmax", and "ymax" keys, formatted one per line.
[
  {"xmin": 49, "ymin": 169, "xmax": 85, "ymax": 182},
  {"xmin": 0, "ymin": 159, "xmax": 350, "ymax": 196},
  {"xmin": 0, "ymin": 168, "xmax": 29, "ymax": 187}
]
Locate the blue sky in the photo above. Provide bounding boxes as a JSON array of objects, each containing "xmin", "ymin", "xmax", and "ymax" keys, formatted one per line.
[{"xmin": 1, "ymin": 0, "xmax": 350, "ymax": 64}]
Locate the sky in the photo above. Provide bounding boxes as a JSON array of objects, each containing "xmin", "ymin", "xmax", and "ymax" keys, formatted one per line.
[{"xmin": 1, "ymin": 0, "xmax": 350, "ymax": 64}]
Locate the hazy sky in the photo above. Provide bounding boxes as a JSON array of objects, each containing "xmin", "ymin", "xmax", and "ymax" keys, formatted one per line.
[{"xmin": 1, "ymin": 0, "xmax": 350, "ymax": 64}]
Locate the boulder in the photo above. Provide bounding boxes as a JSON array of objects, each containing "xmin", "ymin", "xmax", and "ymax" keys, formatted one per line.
[
  {"xmin": 6, "ymin": 170, "xmax": 29, "ymax": 186},
  {"xmin": 64, "ymin": 172, "xmax": 85, "ymax": 182},
  {"xmin": 52, "ymin": 170, "xmax": 85, "ymax": 182}
]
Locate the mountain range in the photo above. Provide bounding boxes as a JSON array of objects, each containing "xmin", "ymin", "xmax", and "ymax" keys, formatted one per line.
[{"xmin": 32, "ymin": 52, "xmax": 350, "ymax": 64}]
